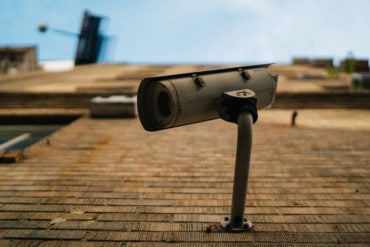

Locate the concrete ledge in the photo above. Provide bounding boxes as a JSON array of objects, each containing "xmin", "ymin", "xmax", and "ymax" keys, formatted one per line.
[
  {"xmin": 0, "ymin": 150, "xmax": 24, "ymax": 163},
  {"xmin": 90, "ymin": 95, "xmax": 137, "ymax": 118}
]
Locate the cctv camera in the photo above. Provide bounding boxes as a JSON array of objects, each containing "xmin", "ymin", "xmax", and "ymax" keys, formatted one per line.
[{"xmin": 137, "ymin": 64, "xmax": 278, "ymax": 131}]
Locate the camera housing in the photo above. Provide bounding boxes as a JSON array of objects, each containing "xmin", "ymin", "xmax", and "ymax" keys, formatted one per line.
[{"xmin": 137, "ymin": 64, "xmax": 278, "ymax": 131}]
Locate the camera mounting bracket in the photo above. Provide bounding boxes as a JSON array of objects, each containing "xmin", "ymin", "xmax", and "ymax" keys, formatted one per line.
[
  {"xmin": 218, "ymin": 89, "xmax": 257, "ymax": 232},
  {"xmin": 219, "ymin": 89, "xmax": 258, "ymax": 124}
]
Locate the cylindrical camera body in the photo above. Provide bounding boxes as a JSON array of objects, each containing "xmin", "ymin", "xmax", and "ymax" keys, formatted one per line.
[{"xmin": 137, "ymin": 64, "xmax": 278, "ymax": 131}]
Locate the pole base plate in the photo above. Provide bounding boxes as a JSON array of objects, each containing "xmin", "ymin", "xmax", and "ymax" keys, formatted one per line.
[{"xmin": 220, "ymin": 216, "xmax": 253, "ymax": 232}]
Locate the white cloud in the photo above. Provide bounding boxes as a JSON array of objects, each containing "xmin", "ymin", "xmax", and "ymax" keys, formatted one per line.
[
  {"xmin": 219, "ymin": 0, "xmax": 275, "ymax": 16},
  {"xmin": 180, "ymin": 0, "xmax": 370, "ymax": 64}
]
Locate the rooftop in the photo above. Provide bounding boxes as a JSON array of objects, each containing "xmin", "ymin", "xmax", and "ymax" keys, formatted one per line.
[{"xmin": 0, "ymin": 64, "xmax": 369, "ymax": 246}]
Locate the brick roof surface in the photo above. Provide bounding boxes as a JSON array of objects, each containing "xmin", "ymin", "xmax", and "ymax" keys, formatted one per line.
[{"xmin": 0, "ymin": 64, "xmax": 370, "ymax": 246}]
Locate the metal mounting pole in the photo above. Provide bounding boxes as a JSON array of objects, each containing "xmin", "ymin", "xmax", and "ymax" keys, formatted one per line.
[
  {"xmin": 220, "ymin": 111, "xmax": 253, "ymax": 231},
  {"xmin": 218, "ymin": 89, "xmax": 257, "ymax": 232}
]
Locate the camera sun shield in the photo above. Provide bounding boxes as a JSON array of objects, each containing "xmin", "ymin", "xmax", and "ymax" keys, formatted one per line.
[{"xmin": 137, "ymin": 64, "xmax": 278, "ymax": 131}]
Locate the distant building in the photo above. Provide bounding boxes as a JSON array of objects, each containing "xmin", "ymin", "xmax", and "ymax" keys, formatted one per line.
[
  {"xmin": 309, "ymin": 58, "xmax": 333, "ymax": 68},
  {"xmin": 340, "ymin": 59, "xmax": 369, "ymax": 73},
  {"xmin": 292, "ymin": 57, "xmax": 334, "ymax": 68},
  {"xmin": 0, "ymin": 46, "xmax": 38, "ymax": 74},
  {"xmin": 292, "ymin": 57, "xmax": 310, "ymax": 65}
]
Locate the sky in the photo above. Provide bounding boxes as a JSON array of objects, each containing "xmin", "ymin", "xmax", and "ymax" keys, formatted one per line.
[{"xmin": 1, "ymin": 0, "xmax": 370, "ymax": 64}]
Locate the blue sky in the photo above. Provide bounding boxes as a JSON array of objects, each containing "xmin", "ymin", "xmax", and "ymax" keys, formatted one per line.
[{"xmin": 1, "ymin": 0, "xmax": 369, "ymax": 64}]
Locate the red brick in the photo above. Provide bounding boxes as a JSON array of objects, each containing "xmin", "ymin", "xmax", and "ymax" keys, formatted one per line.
[
  {"xmin": 3, "ymin": 229, "xmax": 86, "ymax": 240},
  {"xmin": 39, "ymin": 241, "xmax": 124, "ymax": 247},
  {"xmin": 98, "ymin": 213, "xmax": 173, "ymax": 222},
  {"xmin": 0, "ymin": 240, "xmax": 42, "ymax": 247},
  {"xmin": 0, "ymin": 64, "xmax": 370, "ymax": 245},
  {"xmin": 0, "ymin": 220, "xmax": 49, "ymax": 229}
]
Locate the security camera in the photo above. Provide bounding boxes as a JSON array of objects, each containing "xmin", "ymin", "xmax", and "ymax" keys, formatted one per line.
[
  {"xmin": 137, "ymin": 64, "xmax": 278, "ymax": 131},
  {"xmin": 137, "ymin": 64, "xmax": 278, "ymax": 232}
]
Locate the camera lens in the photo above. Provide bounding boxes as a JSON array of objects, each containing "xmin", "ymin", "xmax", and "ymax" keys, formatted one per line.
[{"xmin": 158, "ymin": 91, "xmax": 172, "ymax": 117}]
